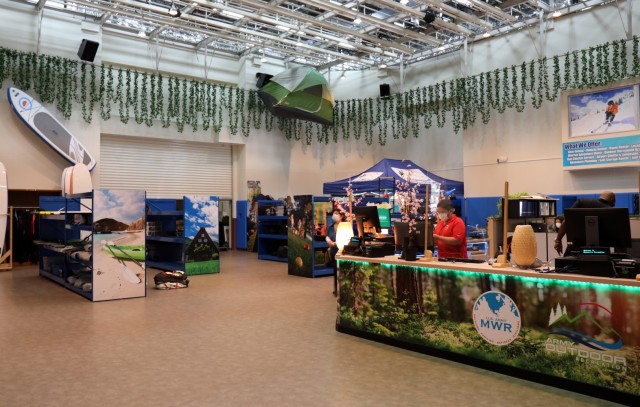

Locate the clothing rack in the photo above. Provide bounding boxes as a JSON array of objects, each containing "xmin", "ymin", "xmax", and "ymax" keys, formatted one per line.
[
  {"xmin": 0, "ymin": 207, "xmax": 14, "ymax": 270},
  {"xmin": 1, "ymin": 206, "xmax": 41, "ymax": 270}
]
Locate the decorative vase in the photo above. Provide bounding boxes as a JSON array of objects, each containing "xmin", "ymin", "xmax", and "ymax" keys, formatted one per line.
[{"xmin": 511, "ymin": 225, "xmax": 537, "ymax": 267}]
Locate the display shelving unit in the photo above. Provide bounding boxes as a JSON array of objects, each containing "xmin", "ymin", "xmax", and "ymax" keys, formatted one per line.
[
  {"xmin": 257, "ymin": 200, "xmax": 288, "ymax": 262},
  {"xmin": 145, "ymin": 198, "xmax": 185, "ymax": 272},
  {"xmin": 287, "ymin": 195, "xmax": 334, "ymax": 278},
  {"xmin": 39, "ymin": 190, "xmax": 147, "ymax": 301},
  {"xmin": 309, "ymin": 196, "xmax": 333, "ymax": 277},
  {"xmin": 39, "ymin": 194, "xmax": 91, "ymax": 298},
  {"xmin": 146, "ymin": 196, "xmax": 220, "ymax": 275}
]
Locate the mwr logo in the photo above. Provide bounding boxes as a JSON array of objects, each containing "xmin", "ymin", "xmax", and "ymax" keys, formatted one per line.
[{"xmin": 472, "ymin": 291, "xmax": 521, "ymax": 346}]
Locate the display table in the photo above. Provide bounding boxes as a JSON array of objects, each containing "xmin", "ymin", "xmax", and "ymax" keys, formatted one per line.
[{"xmin": 336, "ymin": 254, "xmax": 640, "ymax": 404}]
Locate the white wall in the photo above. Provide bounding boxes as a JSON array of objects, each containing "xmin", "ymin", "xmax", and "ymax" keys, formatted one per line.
[{"xmin": 0, "ymin": 1, "xmax": 637, "ymax": 203}]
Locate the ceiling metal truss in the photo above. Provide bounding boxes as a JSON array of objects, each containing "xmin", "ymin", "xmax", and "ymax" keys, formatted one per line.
[{"xmin": 13, "ymin": 0, "xmax": 617, "ymax": 71}]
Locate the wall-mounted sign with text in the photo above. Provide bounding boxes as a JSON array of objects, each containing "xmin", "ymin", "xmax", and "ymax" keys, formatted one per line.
[
  {"xmin": 562, "ymin": 134, "xmax": 640, "ymax": 169},
  {"xmin": 562, "ymin": 83, "xmax": 640, "ymax": 170}
]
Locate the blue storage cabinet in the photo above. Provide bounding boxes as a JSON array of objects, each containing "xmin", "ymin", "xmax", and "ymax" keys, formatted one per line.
[
  {"xmin": 236, "ymin": 200, "xmax": 248, "ymax": 250},
  {"xmin": 38, "ymin": 193, "xmax": 93, "ymax": 300},
  {"xmin": 310, "ymin": 196, "xmax": 333, "ymax": 277},
  {"xmin": 257, "ymin": 200, "xmax": 288, "ymax": 262},
  {"xmin": 145, "ymin": 198, "xmax": 185, "ymax": 271}
]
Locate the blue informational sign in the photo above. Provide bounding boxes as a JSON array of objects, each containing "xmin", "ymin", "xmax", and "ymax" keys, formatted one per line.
[{"xmin": 562, "ymin": 134, "xmax": 640, "ymax": 168}]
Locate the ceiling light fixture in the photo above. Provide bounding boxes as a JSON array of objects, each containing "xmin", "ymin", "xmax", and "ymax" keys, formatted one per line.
[
  {"xmin": 552, "ymin": 10, "xmax": 562, "ymax": 18},
  {"xmin": 353, "ymin": 16, "xmax": 362, "ymax": 25},
  {"xmin": 297, "ymin": 36, "xmax": 303, "ymax": 46},
  {"xmin": 482, "ymin": 32, "xmax": 491, "ymax": 38},
  {"xmin": 340, "ymin": 72, "xmax": 346, "ymax": 80},
  {"xmin": 379, "ymin": 62, "xmax": 387, "ymax": 69},
  {"xmin": 138, "ymin": 29, "xmax": 147, "ymax": 38},
  {"xmin": 400, "ymin": 0, "xmax": 409, "ymax": 4},
  {"xmin": 168, "ymin": 1, "xmax": 180, "ymax": 17}
]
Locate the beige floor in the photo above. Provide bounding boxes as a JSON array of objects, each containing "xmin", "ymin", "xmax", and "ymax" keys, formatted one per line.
[{"xmin": 0, "ymin": 251, "xmax": 623, "ymax": 407}]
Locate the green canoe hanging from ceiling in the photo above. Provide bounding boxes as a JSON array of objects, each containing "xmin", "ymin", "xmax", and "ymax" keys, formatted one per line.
[{"xmin": 257, "ymin": 66, "xmax": 335, "ymax": 125}]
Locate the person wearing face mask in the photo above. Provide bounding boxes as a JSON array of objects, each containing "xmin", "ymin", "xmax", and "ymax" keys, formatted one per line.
[
  {"xmin": 326, "ymin": 209, "xmax": 346, "ymax": 295},
  {"xmin": 433, "ymin": 199, "xmax": 468, "ymax": 259},
  {"xmin": 553, "ymin": 217, "xmax": 563, "ymax": 232}
]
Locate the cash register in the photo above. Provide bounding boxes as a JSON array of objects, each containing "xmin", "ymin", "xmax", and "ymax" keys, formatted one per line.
[
  {"xmin": 554, "ymin": 207, "xmax": 639, "ymax": 279},
  {"xmin": 345, "ymin": 206, "xmax": 395, "ymax": 258}
]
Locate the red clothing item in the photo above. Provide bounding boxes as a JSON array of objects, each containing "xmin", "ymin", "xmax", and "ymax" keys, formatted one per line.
[{"xmin": 434, "ymin": 214, "xmax": 467, "ymax": 258}]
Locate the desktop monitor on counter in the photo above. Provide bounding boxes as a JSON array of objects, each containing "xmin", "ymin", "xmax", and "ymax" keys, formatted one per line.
[
  {"xmin": 377, "ymin": 208, "xmax": 391, "ymax": 229},
  {"xmin": 353, "ymin": 205, "xmax": 381, "ymax": 238},
  {"xmin": 393, "ymin": 221, "xmax": 433, "ymax": 252},
  {"xmin": 564, "ymin": 207, "xmax": 631, "ymax": 250}
]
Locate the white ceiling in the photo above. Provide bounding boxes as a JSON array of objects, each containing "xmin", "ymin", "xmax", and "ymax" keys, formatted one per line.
[{"xmin": 17, "ymin": 0, "xmax": 616, "ymax": 70}]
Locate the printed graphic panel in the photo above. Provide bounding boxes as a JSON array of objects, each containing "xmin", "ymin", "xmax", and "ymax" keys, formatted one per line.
[
  {"xmin": 184, "ymin": 195, "xmax": 219, "ymax": 275},
  {"xmin": 93, "ymin": 189, "xmax": 146, "ymax": 301},
  {"xmin": 288, "ymin": 195, "xmax": 313, "ymax": 277},
  {"xmin": 569, "ymin": 86, "xmax": 637, "ymax": 138},
  {"xmin": 338, "ymin": 261, "xmax": 640, "ymax": 397}
]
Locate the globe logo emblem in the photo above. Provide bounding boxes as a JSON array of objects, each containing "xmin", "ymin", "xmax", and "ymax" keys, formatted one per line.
[{"xmin": 473, "ymin": 291, "xmax": 521, "ymax": 346}]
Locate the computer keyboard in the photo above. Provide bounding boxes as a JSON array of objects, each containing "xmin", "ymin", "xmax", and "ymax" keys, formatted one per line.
[{"xmin": 438, "ymin": 257, "xmax": 485, "ymax": 264}]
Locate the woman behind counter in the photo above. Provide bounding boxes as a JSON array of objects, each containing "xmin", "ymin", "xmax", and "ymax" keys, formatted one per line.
[{"xmin": 433, "ymin": 199, "xmax": 468, "ymax": 259}]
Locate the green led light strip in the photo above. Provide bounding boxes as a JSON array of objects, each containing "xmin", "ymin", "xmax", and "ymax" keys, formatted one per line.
[{"xmin": 338, "ymin": 260, "xmax": 640, "ymax": 293}]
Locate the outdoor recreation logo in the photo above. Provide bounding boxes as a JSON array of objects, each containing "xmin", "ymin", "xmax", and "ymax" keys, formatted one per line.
[
  {"xmin": 546, "ymin": 302, "xmax": 626, "ymax": 370},
  {"xmin": 549, "ymin": 302, "xmax": 622, "ymax": 350},
  {"xmin": 472, "ymin": 291, "xmax": 521, "ymax": 346}
]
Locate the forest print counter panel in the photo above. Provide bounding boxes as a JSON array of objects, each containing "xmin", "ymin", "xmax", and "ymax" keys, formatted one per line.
[{"xmin": 337, "ymin": 260, "xmax": 640, "ymax": 397}]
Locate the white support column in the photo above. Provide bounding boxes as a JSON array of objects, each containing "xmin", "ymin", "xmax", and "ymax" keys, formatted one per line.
[
  {"xmin": 154, "ymin": 37, "xmax": 160, "ymax": 75},
  {"xmin": 399, "ymin": 54, "xmax": 404, "ymax": 94},
  {"xmin": 538, "ymin": 10, "xmax": 546, "ymax": 58},
  {"xmin": 462, "ymin": 37, "xmax": 469, "ymax": 77},
  {"xmin": 36, "ymin": 8, "xmax": 44, "ymax": 55},
  {"xmin": 626, "ymin": 0, "xmax": 633, "ymax": 40}
]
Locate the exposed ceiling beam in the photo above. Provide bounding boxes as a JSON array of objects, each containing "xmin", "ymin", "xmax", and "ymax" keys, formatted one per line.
[
  {"xmin": 92, "ymin": 0, "xmax": 370, "ymax": 65},
  {"xmin": 222, "ymin": 0, "xmax": 417, "ymax": 54},
  {"xmin": 302, "ymin": 0, "xmax": 442, "ymax": 46}
]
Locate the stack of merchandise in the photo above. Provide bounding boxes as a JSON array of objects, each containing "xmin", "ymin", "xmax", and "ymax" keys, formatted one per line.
[{"xmin": 154, "ymin": 270, "xmax": 189, "ymax": 289}]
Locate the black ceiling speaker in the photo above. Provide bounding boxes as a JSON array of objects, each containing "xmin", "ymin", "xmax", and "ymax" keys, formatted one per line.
[
  {"xmin": 255, "ymin": 72, "xmax": 274, "ymax": 89},
  {"xmin": 380, "ymin": 83, "xmax": 390, "ymax": 99},
  {"xmin": 77, "ymin": 39, "xmax": 99, "ymax": 62},
  {"xmin": 423, "ymin": 10, "xmax": 436, "ymax": 25}
]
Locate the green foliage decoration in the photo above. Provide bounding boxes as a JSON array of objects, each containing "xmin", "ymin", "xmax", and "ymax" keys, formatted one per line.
[{"xmin": 1, "ymin": 36, "xmax": 639, "ymax": 146}]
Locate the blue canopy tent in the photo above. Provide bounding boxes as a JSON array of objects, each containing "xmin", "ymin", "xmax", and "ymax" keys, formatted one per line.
[{"xmin": 322, "ymin": 159, "xmax": 464, "ymax": 197}]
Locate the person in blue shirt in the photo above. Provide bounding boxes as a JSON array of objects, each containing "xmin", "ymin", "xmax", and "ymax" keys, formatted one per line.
[
  {"xmin": 325, "ymin": 209, "xmax": 346, "ymax": 296},
  {"xmin": 554, "ymin": 191, "xmax": 615, "ymax": 255}
]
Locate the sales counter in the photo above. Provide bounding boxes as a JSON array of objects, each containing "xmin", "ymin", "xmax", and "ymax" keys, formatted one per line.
[{"xmin": 336, "ymin": 254, "xmax": 640, "ymax": 404}]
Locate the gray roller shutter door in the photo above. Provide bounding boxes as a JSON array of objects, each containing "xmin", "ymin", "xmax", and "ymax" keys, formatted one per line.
[{"xmin": 100, "ymin": 135, "xmax": 232, "ymax": 199}]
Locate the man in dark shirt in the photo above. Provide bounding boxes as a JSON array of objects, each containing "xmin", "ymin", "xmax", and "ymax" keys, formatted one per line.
[{"xmin": 554, "ymin": 191, "xmax": 615, "ymax": 255}]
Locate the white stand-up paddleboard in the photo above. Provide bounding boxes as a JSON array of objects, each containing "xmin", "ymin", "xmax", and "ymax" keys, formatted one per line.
[
  {"xmin": 61, "ymin": 163, "xmax": 93, "ymax": 196},
  {"xmin": 0, "ymin": 162, "xmax": 7, "ymax": 257},
  {"xmin": 8, "ymin": 87, "xmax": 96, "ymax": 171}
]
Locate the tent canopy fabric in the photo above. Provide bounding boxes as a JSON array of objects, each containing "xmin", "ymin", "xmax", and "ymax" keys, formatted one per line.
[
  {"xmin": 258, "ymin": 66, "xmax": 334, "ymax": 125},
  {"xmin": 322, "ymin": 159, "xmax": 464, "ymax": 196}
]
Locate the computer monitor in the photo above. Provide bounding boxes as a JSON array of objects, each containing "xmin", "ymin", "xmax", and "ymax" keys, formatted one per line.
[
  {"xmin": 393, "ymin": 221, "xmax": 433, "ymax": 252},
  {"xmin": 353, "ymin": 205, "xmax": 381, "ymax": 237},
  {"xmin": 564, "ymin": 207, "xmax": 631, "ymax": 250},
  {"xmin": 377, "ymin": 208, "xmax": 391, "ymax": 229}
]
